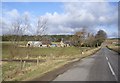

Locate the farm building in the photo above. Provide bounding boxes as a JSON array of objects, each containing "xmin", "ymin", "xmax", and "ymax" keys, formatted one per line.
[
  {"xmin": 64, "ymin": 41, "xmax": 72, "ymax": 47},
  {"xmin": 60, "ymin": 41, "xmax": 65, "ymax": 47},
  {"xmin": 59, "ymin": 41, "xmax": 71, "ymax": 47},
  {"xmin": 26, "ymin": 41, "xmax": 42, "ymax": 47},
  {"xmin": 26, "ymin": 40, "xmax": 52, "ymax": 47},
  {"xmin": 50, "ymin": 44, "xmax": 57, "ymax": 47}
]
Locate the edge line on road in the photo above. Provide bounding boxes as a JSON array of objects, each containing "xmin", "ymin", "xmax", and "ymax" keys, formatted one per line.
[
  {"xmin": 105, "ymin": 57, "xmax": 108, "ymax": 61},
  {"xmin": 107, "ymin": 61, "xmax": 117, "ymax": 81}
]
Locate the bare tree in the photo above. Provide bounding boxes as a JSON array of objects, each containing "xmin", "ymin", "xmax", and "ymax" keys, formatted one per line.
[
  {"xmin": 10, "ymin": 14, "xmax": 31, "ymax": 71},
  {"xmin": 35, "ymin": 16, "xmax": 48, "ymax": 41},
  {"xmin": 86, "ymin": 33, "xmax": 96, "ymax": 47},
  {"xmin": 9, "ymin": 17, "xmax": 22, "ymax": 59},
  {"xmin": 34, "ymin": 16, "xmax": 48, "ymax": 65},
  {"xmin": 72, "ymin": 28, "xmax": 87, "ymax": 47},
  {"xmin": 22, "ymin": 13, "xmax": 30, "ymax": 35},
  {"xmin": 9, "ymin": 14, "xmax": 30, "ymax": 60},
  {"xmin": 22, "ymin": 14, "xmax": 31, "ymax": 59}
]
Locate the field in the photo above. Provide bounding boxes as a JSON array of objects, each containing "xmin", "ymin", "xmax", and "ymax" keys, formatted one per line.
[
  {"xmin": 2, "ymin": 42, "xmax": 91, "ymax": 59},
  {"xmin": 2, "ymin": 41, "xmax": 101, "ymax": 81},
  {"xmin": 106, "ymin": 44, "xmax": 120, "ymax": 54},
  {"xmin": 105, "ymin": 39, "xmax": 120, "ymax": 54}
]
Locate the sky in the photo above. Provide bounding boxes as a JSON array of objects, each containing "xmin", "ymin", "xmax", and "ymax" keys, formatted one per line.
[{"xmin": 1, "ymin": 0, "xmax": 119, "ymax": 38}]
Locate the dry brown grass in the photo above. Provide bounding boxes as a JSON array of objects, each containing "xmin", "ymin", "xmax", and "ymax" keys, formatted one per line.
[
  {"xmin": 107, "ymin": 45, "xmax": 120, "ymax": 53},
  {"xmin": 2, "ymin": 42, "xmax": 101, "ymax": 81}
]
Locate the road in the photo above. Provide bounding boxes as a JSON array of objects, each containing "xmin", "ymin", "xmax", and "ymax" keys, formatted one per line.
[{"xmin": 53, "ymin": 47, "xmax": 119, "ymax": 81}]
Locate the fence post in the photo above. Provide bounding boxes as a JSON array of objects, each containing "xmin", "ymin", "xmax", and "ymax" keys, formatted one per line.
[
  {"xmin": 37, "ymin": 57, "xmax": 39, "ymax": 66},
  {"xmin": 23, "ymin": 61, "xmax": 26, "ymax": 68},
  {"xmin": 20, "ymin": 58, "xmax": 22, "ymax": 70}
]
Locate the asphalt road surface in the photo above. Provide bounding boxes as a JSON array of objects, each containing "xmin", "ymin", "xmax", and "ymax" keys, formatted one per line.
[{"xmin": 53, "ymin": 47, "xmax": 119, "ymax": 81}]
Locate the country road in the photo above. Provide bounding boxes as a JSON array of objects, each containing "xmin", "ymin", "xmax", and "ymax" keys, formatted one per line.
[{"xmin": 53, "ymin": 47, "xmax": 119, "ymax": 81}]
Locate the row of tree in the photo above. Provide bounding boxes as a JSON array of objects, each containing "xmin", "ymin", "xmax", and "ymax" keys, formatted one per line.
[
  {"xmin": 2, "ymin": 35, "xmax": 73, "ymax": 41},
  {"xmin": 2, "ymin": 29, "xmax": 107, "ymax": 47},
  {"xmin": 70, "ymin": 29, "xmax": 107, "ymax": 47}
]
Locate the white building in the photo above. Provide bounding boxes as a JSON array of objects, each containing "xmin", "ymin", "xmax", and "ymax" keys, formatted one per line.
[{"xmin": 26, "ymin": 41, "xmax": 42, "ymax": 47}]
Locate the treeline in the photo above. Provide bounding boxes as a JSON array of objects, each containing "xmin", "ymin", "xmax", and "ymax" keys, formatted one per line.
[
  {"xmin": 71, "ymin": 29, "xmax": 107, "ymax": 47},
  {"xmin": 2, "ymin": 29, "xmax": 107, "ymax": 47},
  {"xmin": 2, "ymin": 35, "xmax": 73, "ymax": 41}
]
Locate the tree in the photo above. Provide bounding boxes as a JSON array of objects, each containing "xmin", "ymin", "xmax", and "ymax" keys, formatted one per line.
[
  {"xmin": 85, "ymin": 33, "xmax": 96, "ymax": 47},
  {"xmin": 8, "ymin": 14, "xmax": 30, "ymax": 60},
  {"xmin": 35, "ymin": 16, "xmax": 48, "ymax": 41},
  {"xmin": 95, "ymin": 30, "xmax": 107, "ymax": 46},
  {"xmin": 71, "ymin": 28, "xmax": 87, "ymax": 47}
]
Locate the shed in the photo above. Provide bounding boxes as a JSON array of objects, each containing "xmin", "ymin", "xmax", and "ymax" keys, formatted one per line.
[{"xmin": 26, "ymin": 41, "xmax": 42, "ymax": 47}]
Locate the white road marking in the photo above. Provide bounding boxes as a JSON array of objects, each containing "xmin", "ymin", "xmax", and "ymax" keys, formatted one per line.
[
  {"xmin": 108, "ymin": 62, "xmax": 115, "ymax": 75},
  {"xmin": 107, "ymin": 62, "xmax": 117, "ymax": 81},
  {"xmin": 106, "ymin": 57, "xmax": 108, "ymax": 60}
]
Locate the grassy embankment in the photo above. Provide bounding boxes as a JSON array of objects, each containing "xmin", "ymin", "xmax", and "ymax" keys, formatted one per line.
[
  {"xmin": 2, "ymin": 41, "xmax": 101, "ymax": 81},
  {"xmin": 106, "ymin": 44, "xmax": 120, "ymax": 54},
  {"xmin": 105, "ymin": 38, "xmax": 120, "ymax": 54}
]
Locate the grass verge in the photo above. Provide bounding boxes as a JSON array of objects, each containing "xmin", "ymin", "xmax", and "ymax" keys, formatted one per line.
[
  {"xmin": 2, "ymin": 42, "xmax": 101, "ymax": 81},
  {"xmin": 106, "ymin": 45, "xmax": 120, "ymax": 54}
]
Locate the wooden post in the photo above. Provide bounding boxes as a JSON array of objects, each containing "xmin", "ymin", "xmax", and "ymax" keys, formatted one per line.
[
  {"xmin": 37, "ymin": 57, "xmax": 39, "ymax": 65},
  {"xmin": 20, "ymin": 58, "xmax": 22, "ymax": 70},
  {"xmin": 23, "ymin": 61, "xmax": 26, "ymax": 68},
  {"xmin": 26, "ymin": 55, "xmax": 29, "ymax": 59}
]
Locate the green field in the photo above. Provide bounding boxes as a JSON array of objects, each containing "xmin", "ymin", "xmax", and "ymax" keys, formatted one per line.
[
  {"xmin": 2, "ymin": 41, "xmax": 92, "ymax": 59},
  {"xmin": 2, "ymin": 41, "xmax": 100, "ymax": 81}
]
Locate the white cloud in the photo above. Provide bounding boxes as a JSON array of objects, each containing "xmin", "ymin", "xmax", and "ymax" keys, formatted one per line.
[
  {"xmin": 1, "ymin": 9, "xmax": 35, "ymax": 35},
  {"xmin": 43, "ymin": 2, "xmax": 118, "ymax": 37},
  {"xmin": 6, "ymin": 9, "xmax": 20, "ymax": 20},
  {"xmin": 1, "ymin": 2, "xmax": 118, "ymax": 38}
]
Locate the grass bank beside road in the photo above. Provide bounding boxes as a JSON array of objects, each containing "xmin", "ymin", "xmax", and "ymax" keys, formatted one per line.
[
  {"xmin": 2, "ymin": 42, "xmax": 101, "ymax": 81},
  {"xmin": 105, "ymin": 39, "xmax": 120, "ymax": 54},
  {"xmin": 106, "ymin": 45, "xmax": 120, "ymax": 54}
]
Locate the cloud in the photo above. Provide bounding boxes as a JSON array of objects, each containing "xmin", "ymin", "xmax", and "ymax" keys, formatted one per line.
[
  {"xmin": 1, "ymin": 9, "xmax": 35, "ymax": 35},
  {"xmin": 7, "ymin": 9, "xmax": 20, "ymax": 18},
  {"xmin": 43, "ymin": 2, "xmax": 118, "ymax": 37},
  {"xmin": 1, "ymin": 2, "xmax": 118, "ymax": 38}
]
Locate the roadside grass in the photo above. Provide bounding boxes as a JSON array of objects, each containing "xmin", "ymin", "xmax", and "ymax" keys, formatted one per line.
[
  {"xmin": 2, "ymin": 61, "xmax": 37, "ymax": 81},
  {"xmin": 14, "ymin": 60, "xmax": 68, "ymax": 81},
  {"xmin": 2, "ymin": 42, "xmax": 92, "ymax": 59},
  {"xmin": 107, "ymin": 44, "xmax": 120, "ymax": 54},
  {"xmin": 2, "ymin": 41, "xmax": 101, "ymax": 81}
]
